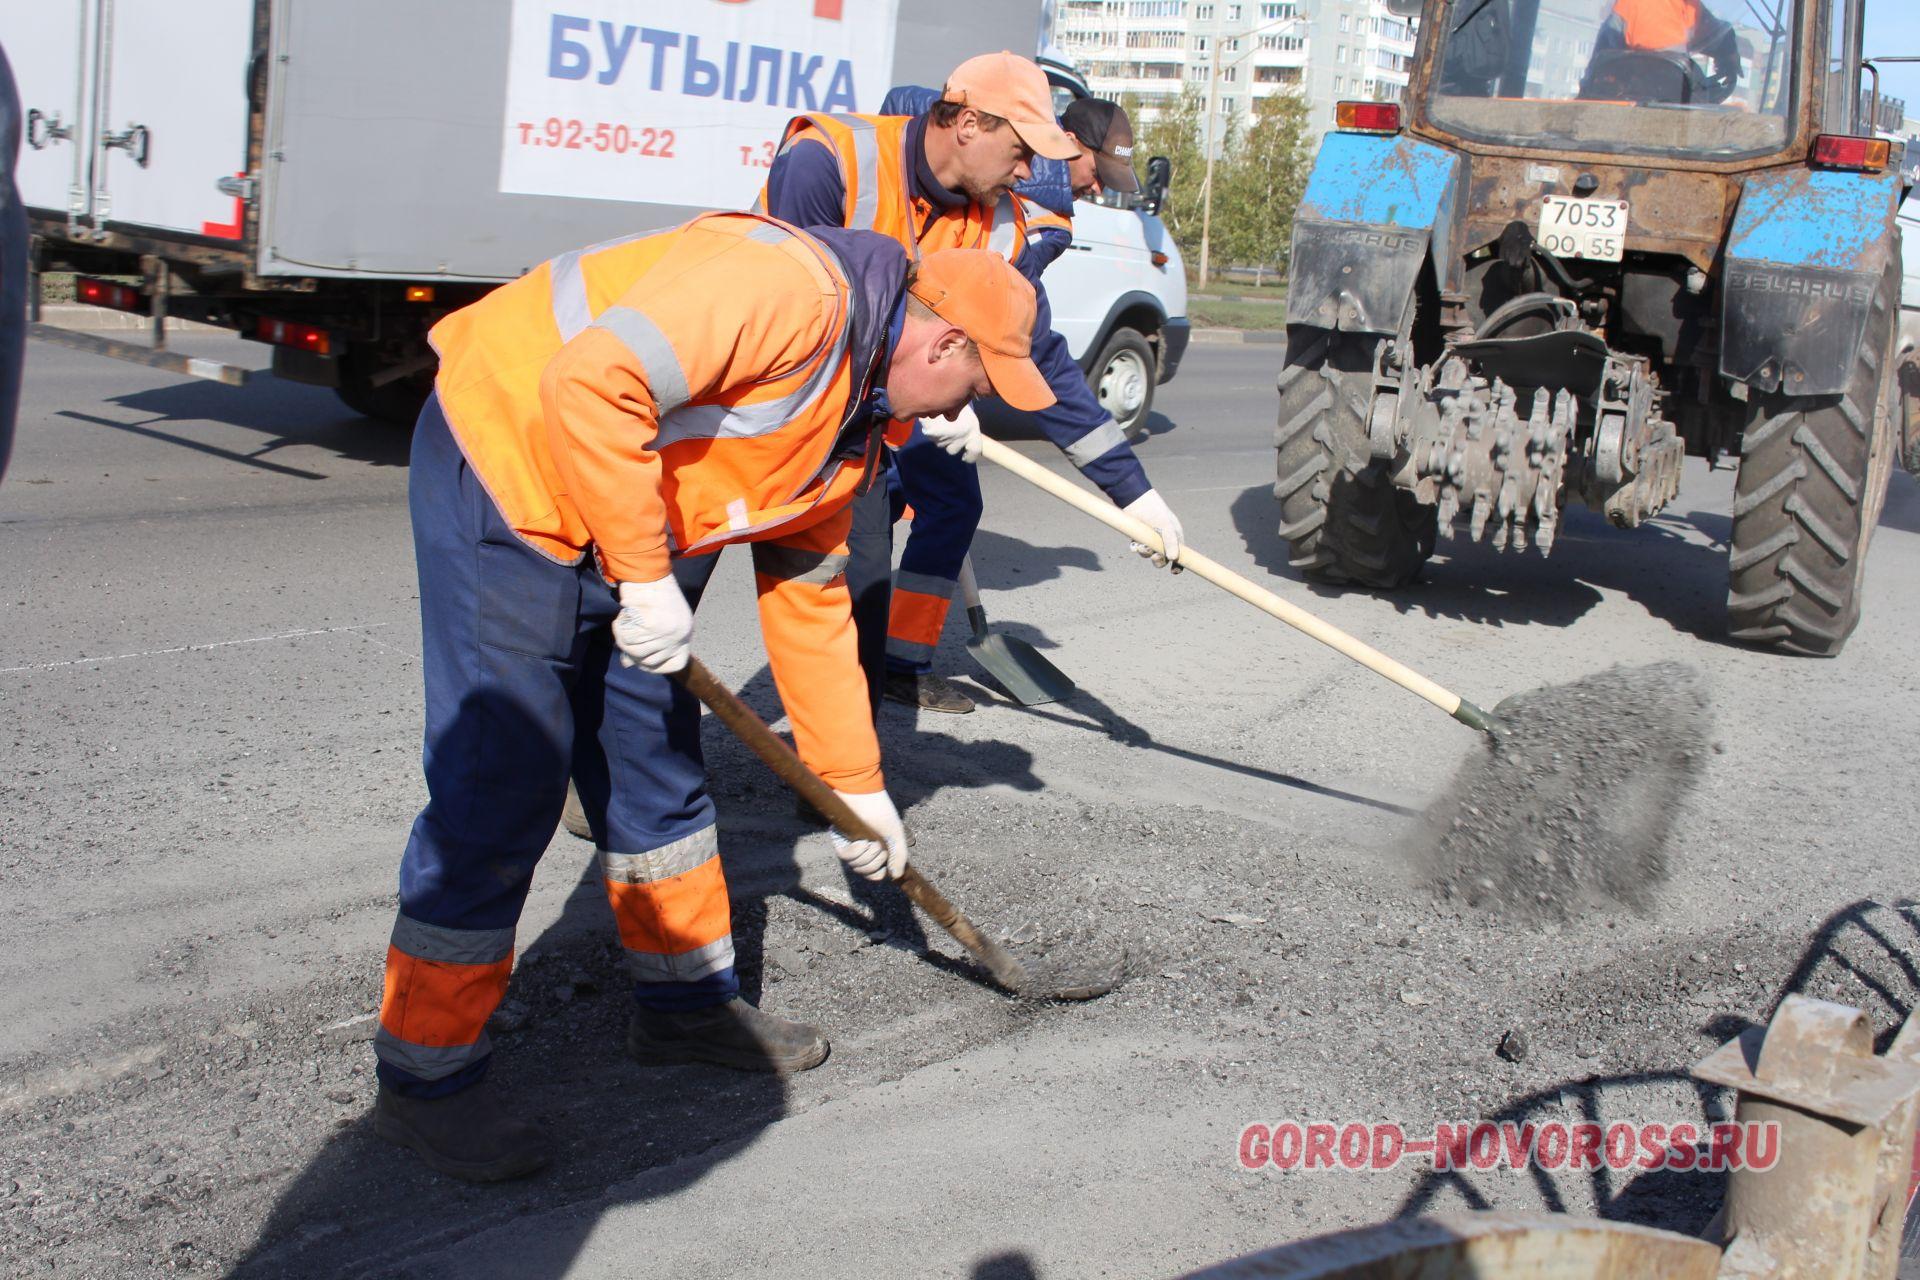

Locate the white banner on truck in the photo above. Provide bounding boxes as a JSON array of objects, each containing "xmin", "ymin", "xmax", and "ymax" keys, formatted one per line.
[{"xmin": 499, "ymin": 0, "xmax": 900, "ymax": 208}]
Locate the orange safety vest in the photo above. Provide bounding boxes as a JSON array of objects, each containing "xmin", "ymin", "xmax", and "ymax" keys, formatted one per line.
[
  {"xmin": 1612, "ymin": 0, "xmax": 1701, "ymax": 51},
  {"xmin": 428, "ymin": 211, "xmax": 888, "ymax": 584},
  {"xmin": 1017, "ymin": 195, "xmax": 1074, "ymax": 244},
  {"xmin": 758, "ymin": 112, "xmax": 1030, "ymax": 265}
]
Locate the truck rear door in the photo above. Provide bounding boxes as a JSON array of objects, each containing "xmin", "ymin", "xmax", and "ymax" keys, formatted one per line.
[
  {"xmin": 5, "ymin": 0, "xmax": 255, "ymax": 243},
  {"xmin": 13, "ymin": 1, "xmax": 93, "ymax": 233}
]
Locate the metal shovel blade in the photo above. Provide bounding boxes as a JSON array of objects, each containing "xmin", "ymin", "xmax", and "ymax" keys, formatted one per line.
[
  {"xmin": 966, "ymin": 629, "xmax": 1075, "ymax": 707},
  {"xmin": 956, "ymin": 555, "xmax": 1075, "ymax": 707}
]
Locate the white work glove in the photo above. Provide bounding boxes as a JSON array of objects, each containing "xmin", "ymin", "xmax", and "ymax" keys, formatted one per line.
[
  {"xmin": 613, "ymin": 577, "xmax": 694, "ymax": 674},
  {"xmin": 921, "ymin": 403, "xmax": 983, "ymax": 463},
  {"xmin": 827, "ymin": 788, "xmax": 910, "ymax": 881},
  {"xmin": 1120, "ymin": 488, "xmax": 1185, "ymax": 571}
]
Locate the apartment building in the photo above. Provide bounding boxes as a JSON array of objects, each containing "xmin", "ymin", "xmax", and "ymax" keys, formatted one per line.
[{"xmin": 1050, "ymin": 0, "xmax": 1417, "ymax": 145}]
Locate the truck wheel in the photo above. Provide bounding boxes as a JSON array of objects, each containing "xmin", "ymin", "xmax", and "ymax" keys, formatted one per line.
[
  {"xmin": 336, "ymin": 343, "xmax": 433, "ymax": 428},
  {"xmin": 1089, "ymin": 327, "xmax": 1156, "ymax": 441},
  {"xmin": 1274, "ymin": 325, "xmax": 1434, "ymax": 587},
  {"xmin": 1727, "ymin": 270, "xmax": 1899, "ymax": 656}
]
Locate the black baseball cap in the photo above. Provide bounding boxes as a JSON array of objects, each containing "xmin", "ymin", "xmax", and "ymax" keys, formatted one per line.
[{"xmin": 1059, "ymin": 98, "xmax": 1140, "ymax": 193}]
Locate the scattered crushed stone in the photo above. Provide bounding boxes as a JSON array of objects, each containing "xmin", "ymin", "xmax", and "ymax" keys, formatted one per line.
[{"xmin": 1420, "ymin": 662, "xmax": 1711, "ymax": 918}]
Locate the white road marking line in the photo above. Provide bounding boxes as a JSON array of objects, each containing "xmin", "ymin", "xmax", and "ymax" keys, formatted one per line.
[{"xmin": 0, "ymin": 624, "xmax": 393, "ymax": 674}]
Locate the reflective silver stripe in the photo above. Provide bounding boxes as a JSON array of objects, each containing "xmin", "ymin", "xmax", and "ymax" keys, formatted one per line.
[
  {"xmin": 599, "ymin": 826, "xmax": 719, "ymax": 886},
  {"xmin": 988, "ymin": 193, "xmax": 1021, "ymax": 261},
  {"xmin": 893, "ymin": 570, "xmax": 956, "ymax": 600},
  {"xmin": 885, "ymin": 637, "xmax": 937, "ymax": 664},
  {"xmin": 550, "ymin": 250, "xmax": 591, "ymax": 342},
  {"xmin": 549, "ymin": 229, "xmax": 663, "ymax": 340},
  {"xmin": 744, "ymin": 222, "xmax": 790, "ymax": 245},
  {"xmin": 390, "ymin": 914, "xmax": 514, "ymax": 967},
  {"xmin": 621, "ymin": 936, "xmax": 736, "ymax": 984},
  {"xmin": 374, "ymin": 1027, "xmax": 493, "ymax": 1081},
  {"xmin": 830, "ymin": 114, "xmax": 881, "ymax": 231},
  {"xmin": 653, "ymin": 313, "xmax": 852, "ymax": 450},
  {"xmin": 752, "ymin": 543, "xmax": 850, "ymax": 585},
  {"xmin": 594, "ymin": 307, "xmax": 690, "ymax": 415},
  {"xmin": 1064, "ymin": 418, "xmax": 1128, "ymax": 468}
]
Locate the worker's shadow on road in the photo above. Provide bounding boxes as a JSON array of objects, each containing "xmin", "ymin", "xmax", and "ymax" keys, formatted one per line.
[
  {"xmin": 232, "ymin": 668, "xmax": 1041, "ymax": 1278},
  {"xmin": 1393, "ymin": 897, "xmax": 1918, "ymax": 1235},
  {"xmin": 1226, "ymin": 484, "xmax": 1732, "ymax": 643},
  {"xmin": 55, "ymin": 376, "xmax": 412, "ymax": 479}
]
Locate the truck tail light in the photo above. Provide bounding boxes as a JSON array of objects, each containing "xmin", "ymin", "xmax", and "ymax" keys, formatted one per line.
[
  {"xmin": 76, "ymin": 276, "xmax": 145, "ymax": 313},
  {"xmin": 1812, "ymin": 134, "xmax": 1890, "ymax": 172},
  {"xmin": 1335, "ymin": 101, "xmax": 1401, "ymax": 134},
  {"xmin": 255, "ymin": 317, "xmax": 333, "ymax": 355}
]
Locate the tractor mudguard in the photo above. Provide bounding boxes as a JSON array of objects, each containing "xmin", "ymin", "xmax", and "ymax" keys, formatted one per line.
[
  {"xmin": 1721, "ymin": 168, "xmax": 1901, "ymax": 397},
  {"xmin": 1285, "ymin": 133, "xmax": 1464, "ymax": 336}
]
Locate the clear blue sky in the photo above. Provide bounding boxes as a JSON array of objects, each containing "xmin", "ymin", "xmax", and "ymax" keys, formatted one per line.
[{"xmin": 1867, "ymin": 4, "xmax": 1920, "ymax": 121}]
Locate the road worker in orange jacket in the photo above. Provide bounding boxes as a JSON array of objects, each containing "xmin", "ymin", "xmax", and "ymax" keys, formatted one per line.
[
  {"xmin": 762, "ymin": 52, "xmax": 1188, "ymax": 716},
  {"xmin": 1590, "ymin": 0, "xmax": 1741, "ymax": 102},
  {"xmin": 372, "ymin": 210, "xmax": 1053, "ymax": 1182}
]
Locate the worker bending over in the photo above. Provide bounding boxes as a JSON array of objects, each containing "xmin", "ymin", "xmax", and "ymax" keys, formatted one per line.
[
  {"xmin": 373, "ymin": 211, "xmax": 1054, "ymax": 1182},
  {"xmin": 762, "ymin": 52, "xmax": 1186, "ymax": 716}
]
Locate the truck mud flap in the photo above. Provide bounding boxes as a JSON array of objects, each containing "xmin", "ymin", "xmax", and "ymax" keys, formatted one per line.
[
  {"xmin": 28, "ymin": 324, "xmax": 252, "ymax": 387},
  {"xmin": 1721, "ymin": 168, "xmax": 1900, "ymax": 397},
  {"xmin": 1286, "ymin": 133, "xmax": 1464, "ymax": 337}
]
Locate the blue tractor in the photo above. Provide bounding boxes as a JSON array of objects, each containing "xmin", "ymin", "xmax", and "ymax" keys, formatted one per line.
[{"xmin": 1274, "ymin": 0, "xmax": 1905, "ymax": 655}]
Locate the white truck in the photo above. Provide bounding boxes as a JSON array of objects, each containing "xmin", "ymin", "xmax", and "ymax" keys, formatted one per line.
[{"xmin": 11, "ymin": 0, "xmax": 1188, "ymax": 432}]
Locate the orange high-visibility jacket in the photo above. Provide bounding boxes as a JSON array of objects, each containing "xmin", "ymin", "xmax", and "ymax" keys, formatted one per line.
[
  {"xmin": 1612, "ymin": 0, "xmax": 1702, "ymax": 50},
  {"xmin": 760, "ymin": 112, "xmax": 1030, "ymax": 263},
  {"xmin": 428, "ymin": 211, "xmax": 911, "ymax": 790}
]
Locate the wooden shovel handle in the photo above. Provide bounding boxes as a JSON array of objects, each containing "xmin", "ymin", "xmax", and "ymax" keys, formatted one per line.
[
  {"xmin": 671, "ymin": 658, "xmax": 1031, "ymax": 990},
  {"xmin": 976, "ymin": 437, "xmax": 1501, "ymax": 733}
]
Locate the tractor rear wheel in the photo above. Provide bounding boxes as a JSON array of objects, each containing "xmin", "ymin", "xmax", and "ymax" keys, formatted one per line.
[
  {"xmin": 1727, "ymin": 270, "xmax": 1899, "ymax": 656},
  {"xmin": 1273, "ymin": 325, "xmax": 1434, "ymax": 587}
]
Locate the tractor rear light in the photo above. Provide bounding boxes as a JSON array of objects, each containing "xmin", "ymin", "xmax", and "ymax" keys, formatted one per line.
[
  {"xmin": 254, "ymin": 317, "xmax": 333, "ymax": 355},
  {"xmin": 1812, "ymin": 134, "xmax": 1890, "ymax": 172},
  {"xmin": 75, "ymin": 276, "xmax": 145, "ymax": 313},
  {"xmin": 1335, "ymin": 101, "xmax": 1401, "ymax": 134},
  {"xmin": 1151, "ymin": 251, "xmax": 1169, "ymax": 268}
]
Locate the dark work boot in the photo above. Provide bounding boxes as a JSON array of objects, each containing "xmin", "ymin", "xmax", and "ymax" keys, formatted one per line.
[
  {"xmin": 373, "ymin": 1082, "xmax": 552, "ymax": 1183},
  {"xmin": 883, "ymin": 670, "xmax": 975, "ymax": 714},
  {"xmin": 627, "ymin": 998, "xmax": 829, "ymax": 1073}
]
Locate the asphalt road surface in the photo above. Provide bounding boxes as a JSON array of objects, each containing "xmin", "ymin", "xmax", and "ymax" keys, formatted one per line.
[{"xmin": 4, "ymin": 333, "xmax": 1918, "ymax": 1278}]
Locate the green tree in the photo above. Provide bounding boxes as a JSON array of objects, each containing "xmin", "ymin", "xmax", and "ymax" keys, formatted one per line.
[
  {"xmin": 1125, "ymin": 87, "xmax": 1210, "ymax": 261},
  {"xmin": 1213, "ymin": 90, "xmax": 1313, "ymax": 284}
]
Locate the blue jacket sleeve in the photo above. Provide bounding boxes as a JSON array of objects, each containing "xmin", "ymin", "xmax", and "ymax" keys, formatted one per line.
[
  {"xmin": 1025, "ymin": 279, "xmax": 1152, "ymax": 507},
  {"xmin": 1016, "ymin": 225, "xmax": 1073, "ymax": 285},
  {"xmin": 764, "ymin": 138, "xmax": 847, "ymax": 230}
]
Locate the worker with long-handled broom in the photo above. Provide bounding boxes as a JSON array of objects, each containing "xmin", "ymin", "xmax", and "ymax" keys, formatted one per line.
[{"xmin": 372, "ymin": 213, "xmax": 1054, "ymax": 1183}]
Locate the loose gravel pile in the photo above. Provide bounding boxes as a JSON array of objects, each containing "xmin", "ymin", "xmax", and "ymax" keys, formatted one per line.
[{"xmin": 1420, "ymin": 662, "xmax": 1711, "ymax": 918}]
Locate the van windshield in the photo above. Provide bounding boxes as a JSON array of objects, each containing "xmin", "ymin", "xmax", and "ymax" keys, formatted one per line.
[{"xmin": 1424, "ymin": 0, "xmax": 1799, "ymax": 160}]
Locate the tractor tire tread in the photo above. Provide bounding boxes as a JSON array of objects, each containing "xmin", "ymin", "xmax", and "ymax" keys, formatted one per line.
[
  {"xmin": 1726, "ymin": 267, "xmax": 1898, "ymax": 657},
  {"xmin": 1273, "ymin": 326, "xmax": 1432, "ymax": 590}
]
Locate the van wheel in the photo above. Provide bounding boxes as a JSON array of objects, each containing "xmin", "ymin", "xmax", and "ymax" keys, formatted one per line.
[{"xmin": 1090, "ymin": 327, "xmax": 1156, "ymax": 441}]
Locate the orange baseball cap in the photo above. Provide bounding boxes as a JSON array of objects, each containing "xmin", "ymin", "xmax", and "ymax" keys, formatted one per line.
[
  {"xmin": 941, "ymin": 52, "xmax": 1080, "ymax": 162},
  {"xmin": 912, "ymin": 248, "xmax": 1055, "ymax": 412}
]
